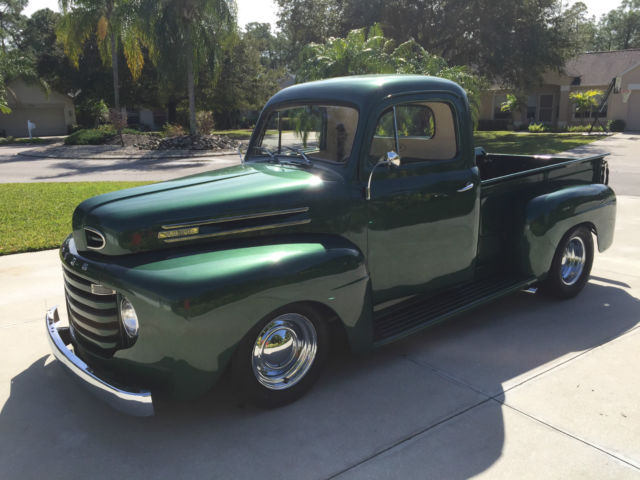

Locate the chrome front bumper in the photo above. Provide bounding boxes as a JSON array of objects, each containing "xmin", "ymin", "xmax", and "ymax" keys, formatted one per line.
[{"xmin": 45, "ymin": 306, "xmax": 154, "ymax": 417}]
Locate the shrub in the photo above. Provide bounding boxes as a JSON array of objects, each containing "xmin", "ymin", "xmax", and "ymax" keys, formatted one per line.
[
  {"xmin": 163, "ymin": 123, "xmax": 186, "ymax": 137},
  {"xmin": 567, "ymin": 125, "xmax": 605, "ymax": 132},
  {"xmin": 76, "ymin": 99, "xmax": 109, "ymax": 128},
  {"xmin": 477, "ymin": 119, "xmax": 512, "ymax": 131},
  {"xmin": 528, "ymin": 123, "xmax": 551, "ymax": 133},
  {"xmin": 196, "ymin": 111, "xmax": 215, "ymax": 134},
  {"xmin": 65, "ymin": 125, "xmax": 116, "ymax": 145},
  {"xmin": 608, "ymin": 119, "xmax": 626, "ymax": 132}
]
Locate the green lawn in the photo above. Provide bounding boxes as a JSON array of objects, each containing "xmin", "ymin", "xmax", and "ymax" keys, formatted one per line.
[
  {"xmin": 0, "ymin": 182, "xmax": 150, "ymax": 255},
  {"xmin": 473, "ymin": 131, "xmax": 603, "ymax": 155}
]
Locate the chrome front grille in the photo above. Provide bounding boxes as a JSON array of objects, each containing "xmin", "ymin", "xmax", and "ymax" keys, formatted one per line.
[{"xmin": 62, "ymin": 265, "xmax": 122, "ymax": 356}]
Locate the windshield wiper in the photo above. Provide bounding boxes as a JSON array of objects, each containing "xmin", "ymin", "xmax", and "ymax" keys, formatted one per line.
[
  {"xmin": 283, "ymin": 146, "xmax": 313, "ymax": 167},
  {"xmin": 251, "ymin": 146, "xmax": 280, "ymax": 164}
]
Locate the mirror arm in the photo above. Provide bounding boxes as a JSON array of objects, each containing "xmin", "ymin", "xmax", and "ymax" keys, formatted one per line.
[{"xmin": 366, "ymin": 152, "xmax": 400, "ymax": 201}]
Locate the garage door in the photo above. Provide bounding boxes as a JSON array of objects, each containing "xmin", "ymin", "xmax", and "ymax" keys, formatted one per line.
[
  {"xmin": 627, "ymin": 93, "xmax": 640, "ymax": 131},
  {"xmin": 0, "ymin": 106, "xmax": 67, "ymax": 137}
]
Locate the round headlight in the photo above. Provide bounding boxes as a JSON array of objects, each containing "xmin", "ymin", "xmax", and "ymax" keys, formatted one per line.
[{"xmin": 119, "ymin": 297, "xmax": 139, "ymax": 338}]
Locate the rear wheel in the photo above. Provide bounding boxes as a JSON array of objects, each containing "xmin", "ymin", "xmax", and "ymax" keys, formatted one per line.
[
  {"xmin": 232, "ymin": 304, "xmax": 328, "ymax": 408},
  {"xmin": 543, "ymin": 226, "xmax": 594, "ymax": 299}
]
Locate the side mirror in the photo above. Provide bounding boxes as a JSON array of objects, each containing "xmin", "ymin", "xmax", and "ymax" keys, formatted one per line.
[
  {"xmin": 366, "ymin": 151, "xmax": 400, "ymax": 200},
  {"xmin": 384, "ymin": 151, "xmax": 401, "ymax": 167}
]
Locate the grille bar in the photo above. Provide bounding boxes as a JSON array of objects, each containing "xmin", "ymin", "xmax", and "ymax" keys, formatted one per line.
[{"xmin": 62, "ymin": 265, "xmax": 122, "ymax": 356}]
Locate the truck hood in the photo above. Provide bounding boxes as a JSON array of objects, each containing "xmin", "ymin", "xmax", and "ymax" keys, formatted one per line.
[{"xmin": 72, "ymin": 162, "xmax": 348, "ymax": 255}]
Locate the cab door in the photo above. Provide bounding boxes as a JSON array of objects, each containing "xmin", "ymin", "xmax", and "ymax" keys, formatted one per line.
[{"xmin": 365, "ymin": 98, "xmax": 480, "ymax": 304}]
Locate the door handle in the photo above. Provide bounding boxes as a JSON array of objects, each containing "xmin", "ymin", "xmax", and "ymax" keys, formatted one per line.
[{"xmin": 457, "ymin": 182, "xmax": 474, "ymax": 193}]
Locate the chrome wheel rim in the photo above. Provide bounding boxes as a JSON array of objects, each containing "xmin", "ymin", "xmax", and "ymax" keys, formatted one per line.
[
  {"xmin": 560, "ymin": 236, "xmax": 586, "ymax": 286},
  {"xmin": 252, "ymin": 313, "xmax": 317, "ymax": 390}
]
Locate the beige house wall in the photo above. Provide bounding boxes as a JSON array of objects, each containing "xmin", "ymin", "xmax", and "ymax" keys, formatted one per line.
[
  {"xmin": 0, "ymin": 80, "xmax": 76, "ymax": 137},
  {"xmin": 479, "ymin": 60, "xmax": 640, "ymax": 130}
]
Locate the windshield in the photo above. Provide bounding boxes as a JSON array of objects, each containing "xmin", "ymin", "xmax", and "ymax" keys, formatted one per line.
[{"xmin": 249, "ymin": 104, "xmax": 359, "ymax": 164}]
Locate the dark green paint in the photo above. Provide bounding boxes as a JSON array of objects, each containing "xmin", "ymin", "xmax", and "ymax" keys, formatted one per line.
[{"xmin": 59, "ymin": 76, "xmax": 616, "ymax": 398}]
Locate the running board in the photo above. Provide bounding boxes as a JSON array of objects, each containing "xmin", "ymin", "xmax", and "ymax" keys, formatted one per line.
[{"xmin": 373, "ymin": 276, "xmax": 537, "ymax": 344}]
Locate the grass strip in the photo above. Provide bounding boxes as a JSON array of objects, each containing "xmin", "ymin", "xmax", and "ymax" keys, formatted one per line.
[{"xmin": 0, "ymin": 182, "xmax": 150, "ymax": 255}]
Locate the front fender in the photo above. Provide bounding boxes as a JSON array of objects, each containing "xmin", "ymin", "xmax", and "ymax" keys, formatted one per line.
[
  {"xmin": 100, "ymin": 236, "xmax": 371, "ymax": 398},
  {"xmin": 519, "ymin": 184, "xmax": 616, "ymax": 278}
]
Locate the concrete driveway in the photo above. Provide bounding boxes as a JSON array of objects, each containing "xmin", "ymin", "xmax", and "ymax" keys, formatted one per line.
[
  {"xmin": 1, "ymin": 216, "xmax": 639, "ymax": 478},
  {"xmin": 1, "ymin": 133, "xmax": 639, "ymax": 478}
]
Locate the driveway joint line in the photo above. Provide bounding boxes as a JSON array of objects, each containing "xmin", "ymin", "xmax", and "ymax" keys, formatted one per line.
[
  {"xmin": 402, "ymin": 355, "xmax": 495, "ymax": 399},
  {"xmin": 495, "ymin": 399, "xmax": 640, "ymax": 471},
  {"xmin": 327, "ymin": 398, "xmax": 492, "ymax": 479},
  {"xmin": 501, "ymin": 322, "xmax": 640, "ymax": 396}
]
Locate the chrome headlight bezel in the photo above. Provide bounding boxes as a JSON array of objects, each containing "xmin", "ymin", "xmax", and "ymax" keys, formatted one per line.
[{"xmin": 119, "ymin": 296, "xmax": 139, "ymax": 339}]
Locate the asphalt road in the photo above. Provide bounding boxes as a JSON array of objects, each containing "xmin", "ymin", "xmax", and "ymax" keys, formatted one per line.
[
  {"xmin": 0, "ymin": 144, "xmax": 240, "ymax": 182},
  {"xmin": 1, "ymin": 133, "xmax": 638, "ymax": 196},
  {"xmin": 561, "ymin": 132, "xmax": 640, "ymax": 197}
]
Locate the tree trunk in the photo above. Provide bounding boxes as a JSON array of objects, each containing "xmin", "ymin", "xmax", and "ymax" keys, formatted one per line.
[
  {"xmin": 110, "ymin": 33, "xmax": 120, "ymax": 111},
  {"xmin": 186, "ymin": 27, "xmax": 197, "ymax": 135}
]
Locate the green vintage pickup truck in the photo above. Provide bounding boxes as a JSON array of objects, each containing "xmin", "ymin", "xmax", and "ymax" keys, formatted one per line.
[{"xmin": 46, "ymin": 75, "xmax": 616, "ymax": 416}]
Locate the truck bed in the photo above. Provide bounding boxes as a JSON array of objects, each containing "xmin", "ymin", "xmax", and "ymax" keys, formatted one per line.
[
  {"xmin": 476, "ymin": 151, "xmax": 609, "ymax": 185},
  {"xmin": 475, "ymin": 150, "xmax": 609, "ymax": 276}
]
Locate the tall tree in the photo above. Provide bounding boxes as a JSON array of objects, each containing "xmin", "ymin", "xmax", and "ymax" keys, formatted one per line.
[
  {"xmin": 57, "ymin": 0, "xmax": 149, "ymax": 110},
  {"xmin": 593, "ymin": 0, "xmax": 640, "ymax": 50},
  {"xmin": 0, "ymin": 0, "xmax": 45, "ymax": 115},
  {"xmin": 277, "ymin": 0, "xmax": 583, "ymax": 92},
  {"xmin": 297, "ymin": 25, "xmax": 487, "ymax": 122},
  {"xmin": 142, "ymin": 0, "xmax": 237, "ymax": 134},
  {"xmin": 0, "ymin": 0, "xmax": 26, "ymax": 52}
]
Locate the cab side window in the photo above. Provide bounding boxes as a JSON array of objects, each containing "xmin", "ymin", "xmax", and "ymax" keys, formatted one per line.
[{"xmin": 368, "ymin": 102, "xmax": 457, "ymax": 165}]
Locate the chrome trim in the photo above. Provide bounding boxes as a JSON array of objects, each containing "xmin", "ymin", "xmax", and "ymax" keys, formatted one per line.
[
  {"xmin": 456, "ymin": 182, "xmax": 474, "ymax": 193},
  {"xmin": 84, "ymin": 227, "xmax": 106, "ymax": 251},
  {"xmin": 161, "ymin": 207, "xmax": 310, "ymax": 230},
  {"xmin": 45, "ymin": 306, "xmax": 154, "ymax": 417},
  {"xmin": 560, "ymin": 236, "xmax": 586, "ymax": 286},
  {"xmin": 252, "ymin": 313, "xmax": 318, "ymax": 390},
  {"xmin": 161, "ymin": 218, "xmax": 312, "ymax": 243},
  {"xmin": 157, "ymin": 227, "xmax": 200, "ymax": 239},
  {"xmin": 90, "ymin": 284, "xmax": 117, "ymax": 296},
  {"xmin": 522, "ymin": 287, "xmax": 538, "ymax": 294},
  {"xmin": 366, "ymin": 152, "xmax": 400, "ymax": 200}
]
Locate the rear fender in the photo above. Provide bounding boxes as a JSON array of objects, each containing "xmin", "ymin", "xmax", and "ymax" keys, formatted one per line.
[{"xmin": 519, "ymin": 184, "xmax": 616, "ymax": 278}]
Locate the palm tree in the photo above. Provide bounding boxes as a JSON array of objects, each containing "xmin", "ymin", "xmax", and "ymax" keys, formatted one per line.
[
  {"xmin": 141, "ymin": 0, "xmax": 236, "ymax": 134},
  {"xmin": 57, "ymin": 0, "xmax": 148, "ymax": 111},
  {"xmin": 298, "ymin": 25, "xmax": 487, "ymax": 124}
]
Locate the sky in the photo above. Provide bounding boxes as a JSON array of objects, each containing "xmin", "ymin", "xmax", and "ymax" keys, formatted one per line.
[{"xmin": 22, "ymin": 0, "xmax": 622, "ymax": 28}]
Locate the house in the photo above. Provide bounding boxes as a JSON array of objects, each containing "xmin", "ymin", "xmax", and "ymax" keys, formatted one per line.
[
  {"xmin": 0, "ymin": 79, "xmax": 77, "ymax": 137},
  {"xmin": 478, "ymin": 49, "xmax": 640, "ymax": 131}
]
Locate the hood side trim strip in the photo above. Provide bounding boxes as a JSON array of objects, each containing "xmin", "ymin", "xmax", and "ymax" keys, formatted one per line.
[
  {"xmin": 160, "ymin": 207, "xmax": 310, "ymax": 230},
  {"xmin": 161, "ymin": 219, "xmax": 312, "ymax": 243}
]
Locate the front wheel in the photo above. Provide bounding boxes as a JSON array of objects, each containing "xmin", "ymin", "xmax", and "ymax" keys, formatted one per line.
[
  {"xmin": 232, "ymin": 304, "xmax": 328, "ymax": 408},
  {"xmin": 542, "ymin": 226, "xmax": 594, "ymax": 299}
]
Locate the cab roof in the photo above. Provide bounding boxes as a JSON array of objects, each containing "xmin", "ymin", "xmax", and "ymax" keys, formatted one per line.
[{"xmin": 265, "ymin": 75, "xmax": 467, "ymax": 110}]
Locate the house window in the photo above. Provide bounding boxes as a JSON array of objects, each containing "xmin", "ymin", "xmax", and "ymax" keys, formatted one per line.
[
  {"xmin": 539, "ymin": 94, "xmax": 553, "ymax": 123},
  {"xmin": 526, "ymin": 95, "xmax": 537, "ymax": 121},
  {"xmin": 492, "ymin": 94, "xmax": 511, "ymax": 120}
]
